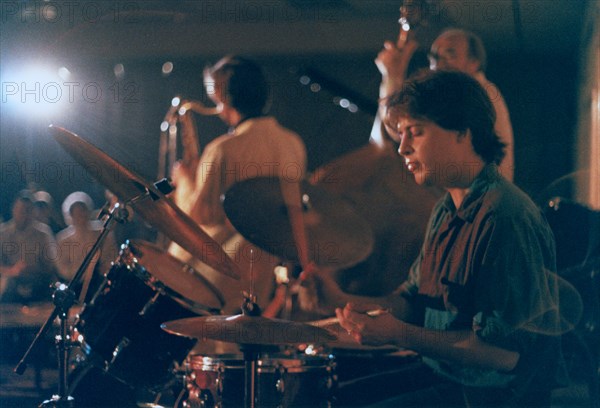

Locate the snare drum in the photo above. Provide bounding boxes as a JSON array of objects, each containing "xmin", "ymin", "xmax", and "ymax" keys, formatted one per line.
[
  {"xmin": 74, "ymin": 240, "xmax": 224, "ymax": 391},
  {"xmin": 184, "ymin": 353, "xmax": 336, "ymax": 407}
]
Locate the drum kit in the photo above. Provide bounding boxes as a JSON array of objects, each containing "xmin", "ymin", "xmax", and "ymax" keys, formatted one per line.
[{"xmin": 15, "ymin": 126, "xmax": 387, "ymax": 407}]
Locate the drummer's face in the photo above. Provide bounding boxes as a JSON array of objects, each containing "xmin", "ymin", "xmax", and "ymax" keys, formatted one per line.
[{"xmin": 387, "ymin": 115, "xmax": 465, "ymax": 188}]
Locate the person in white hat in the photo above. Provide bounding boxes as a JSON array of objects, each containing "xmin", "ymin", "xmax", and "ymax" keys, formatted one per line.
[{"xmin": 56, "ymin": 192, "xmax": 118, "ymax": 302}]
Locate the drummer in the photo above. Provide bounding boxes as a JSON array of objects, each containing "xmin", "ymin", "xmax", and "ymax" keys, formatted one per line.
[
  {"xmin": 168, "ymin": 56, "xmax": 307, "ymax": 325},
  {"xmin": 308, "ymin": 71, "xmax": 577, "ymax": 407}
]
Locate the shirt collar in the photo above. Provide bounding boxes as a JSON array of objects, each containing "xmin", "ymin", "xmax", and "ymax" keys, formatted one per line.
[
  {"xmin": 230, "ymin": 115, "xmax": 268, "ymax": 135},
  {"xmin": 440, "ymin": 164, "xmax": 501, "ymax": 223}
]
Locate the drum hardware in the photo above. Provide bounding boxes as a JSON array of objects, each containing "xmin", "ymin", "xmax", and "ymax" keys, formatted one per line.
[
  {"xmin": 14, "ymin": 200, "xmax": 130, "ymax": 407},
  {"xmin": 163, "ymin": 288, "xmax": 336, "ymax": 408},
  {"xmin": 48, "ymin": 125, "xmax": 241, "ymax": 281},
  {"xmin": 240, "ymin": 288, "xmax": 261, "ymax": 408},
  {"xmin": 29, "ymin": 125, "xmax": 235, "ymax": 404},
  {"xmin": 109, "ymin": 337, "xmax": 132, "ymax": 367},
  {"xmin": 184, "ymin": 353, "xmax": 336, "ymax": 408},
  {"xmin": 140, "ymin": 291, "xmax": 162, "ymax": 317},
  {"xmin": 71, "ymin": 240, "xmax": 223, "ymax": 393}
]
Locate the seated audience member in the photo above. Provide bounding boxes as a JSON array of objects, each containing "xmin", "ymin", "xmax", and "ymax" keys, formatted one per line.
[
  {"xmin": 56, "ymin": 192, "xmax": 118, "ymax": 303},
  {"xmin": 33, "ymin": 190, "xmax": 66, "ymax": 235},
  {"xmin": 0, "ymin": 190, "xmax": 59, "ymax": 304}
]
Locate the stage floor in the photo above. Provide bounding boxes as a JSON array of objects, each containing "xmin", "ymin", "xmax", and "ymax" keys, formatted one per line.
[{"xmin": 0, "ymin": 362, "xmax": 593, "ymax": 408}]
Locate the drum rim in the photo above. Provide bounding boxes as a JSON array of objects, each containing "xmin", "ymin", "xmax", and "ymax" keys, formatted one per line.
[
  {"xmin": 187, "ymin": 353, "xmax": 335, "ymax": 371},
  {"xmin": 118, "ymin": 241, "xmax": 224, "ymax": 313}
]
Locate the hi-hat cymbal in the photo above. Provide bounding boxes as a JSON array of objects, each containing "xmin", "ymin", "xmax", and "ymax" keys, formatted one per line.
[
  {"xmin": 161, "ymin": 315, "xmax": 337, "ymax": 346},
  {"xmin": 49, "ymin": 125, "xmax": 240, "ymax": 280},
  {"xmin": 223, "ymin": 177, "xmax": 374, "ymax": 269}
]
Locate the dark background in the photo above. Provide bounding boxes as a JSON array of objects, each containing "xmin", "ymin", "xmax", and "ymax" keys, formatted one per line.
[{"xmin": 0, "ymin": 0, "xmax": 591, "ymax": 220}]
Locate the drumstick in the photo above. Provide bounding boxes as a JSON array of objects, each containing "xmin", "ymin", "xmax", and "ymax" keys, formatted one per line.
[{"xmin": 307, "ymin": 309, "xmax": 391, "ymax": 327}]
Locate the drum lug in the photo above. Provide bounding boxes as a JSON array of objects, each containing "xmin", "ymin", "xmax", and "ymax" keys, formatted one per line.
[
  {"xmin": 139, "ymin": 291, "xmax": 161, "ymax": 317},
  {"xmin": 109, "ymin": 337, "xmax": 131, "ymax": 367},
  {"xmin": 275, "ymin": 364, "xmax": 286, "ymax": 402},
  {"xmin": 217, "ymin": 364, "xmax": 225, "ymax": 398},
  {"xmin": 275, "ymin": 377, "xmax": 285, "ymax": 394},
  {"xmin": 183, "ymin": 388, "xmax": 214, "ymax": 408}
]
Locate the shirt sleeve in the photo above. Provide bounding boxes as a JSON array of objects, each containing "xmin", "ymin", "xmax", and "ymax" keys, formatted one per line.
[
  {"xmin": 470, "ymin": 212, "xmax": 570, "ymax": 392},
  {"xmin": 472, "ymin": 208, "xmax": 560, "ymax": 353},
  {"xmin": 395, "ymin": 252, "xmax": 421, "ymax": 297}
]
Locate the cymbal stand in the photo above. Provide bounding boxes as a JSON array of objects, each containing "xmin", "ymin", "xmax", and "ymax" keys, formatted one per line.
[
  {"xmin": 242, "ymin": 342, "xmax": 260, "ymax": 408},
  {"xmin": 241, "ymin": 255, "xmax": 261, "ymax": 408},
  {"xmin": 14, "ymin": 202, "xmax": 130, "ymax": 408}
]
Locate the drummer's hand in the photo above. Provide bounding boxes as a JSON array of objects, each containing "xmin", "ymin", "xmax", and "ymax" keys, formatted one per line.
[{"xmin": 335, "ymin": 302, "xmax": 403, "ymax": 347}]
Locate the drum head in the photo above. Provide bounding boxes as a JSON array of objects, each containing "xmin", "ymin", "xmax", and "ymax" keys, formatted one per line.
[{"xmin": 127, "ymin": 240, "xmax": 224, "ymax": 312}]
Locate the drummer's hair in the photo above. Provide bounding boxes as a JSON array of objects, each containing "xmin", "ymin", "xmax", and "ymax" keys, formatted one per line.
[
  {"xmin": 384, "ymin": 70, "xmax": 505, "ymax": 165},
  {"xmin": 203, "ymin": 55, "xmax": 270, "ymax": 118}
]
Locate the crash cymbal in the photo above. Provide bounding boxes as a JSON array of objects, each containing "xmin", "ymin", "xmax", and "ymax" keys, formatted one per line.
[
  {"xmin": 223, "ymin": 177, "xmax": 374, "ymax": 269},
  {"xmin": 161, "ymin": 314, "xmax": 337, "ymax": 345},
  {"xmin": 126, "ymin": 240, "xmax": 225, "ymax": 312},
  {"xmin": 49, "ymin": 125, "xmax": 240, "ymax": 280}
]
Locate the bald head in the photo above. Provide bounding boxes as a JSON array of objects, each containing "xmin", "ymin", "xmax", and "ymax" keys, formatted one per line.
[{"xmin": 429, "ymin": 29, "xmax": 487, "ymax": 75}]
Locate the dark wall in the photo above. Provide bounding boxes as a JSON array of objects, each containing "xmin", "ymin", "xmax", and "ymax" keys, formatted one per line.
[
  {"xmin": 0, "ymin": 50, "xmax": 579, "ymax": 221},
  {"xmin": 488, "ymin": 52, "xmax": 578, "ymax": 203}
]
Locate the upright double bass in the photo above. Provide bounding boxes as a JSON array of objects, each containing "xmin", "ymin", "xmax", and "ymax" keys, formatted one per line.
[{"xmin": 308, "ymin": 0, "xmax": 440, "ymax": 296}]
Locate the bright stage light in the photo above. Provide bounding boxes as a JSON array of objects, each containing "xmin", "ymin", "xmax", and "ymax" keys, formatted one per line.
[{"xmin": 1, "ymin": 64, "xmax": 67, "ymax": 117}]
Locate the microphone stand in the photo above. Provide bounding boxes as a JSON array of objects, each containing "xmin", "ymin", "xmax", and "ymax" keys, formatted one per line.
[{"xmin": 13, "ymin": 202, "xmax": 130, "ymax": 408}]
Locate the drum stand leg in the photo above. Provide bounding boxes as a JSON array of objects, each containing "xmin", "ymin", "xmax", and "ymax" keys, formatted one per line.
[
  {"xmin": 39, "ymin": 286, "xmax": 77, "ymax": 408},
  {"xmin": 242, "ymin": 346, "xmax": 259, "ymax": 408}
]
